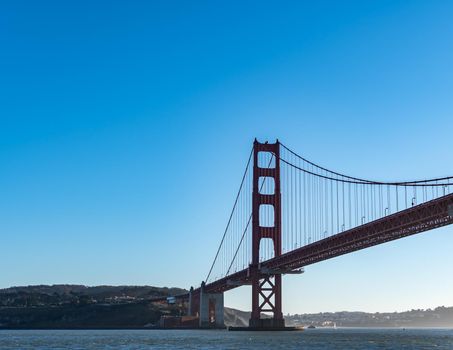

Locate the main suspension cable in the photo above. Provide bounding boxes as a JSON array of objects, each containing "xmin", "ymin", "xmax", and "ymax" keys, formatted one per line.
[
  {"xmin": 279, "ymin": 154, "xmax": 453, "ymax": 187},
  {"xmin": 280, "ymin": 142, "xmax": 453, "ymax": 186},
  {"xmin": 205, "ymin": 146, "xmax": 253, "ymax": 283}
]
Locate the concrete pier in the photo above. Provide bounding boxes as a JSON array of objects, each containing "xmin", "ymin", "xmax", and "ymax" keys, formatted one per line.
[{"xmin": 199, "ymin": 282, "xmax": 225, "ymax": 328}]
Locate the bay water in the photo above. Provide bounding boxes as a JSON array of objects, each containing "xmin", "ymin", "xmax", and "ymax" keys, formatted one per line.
[{"xmin": 1, "ymin": 328, "xmax": 453, "ymax": 349}]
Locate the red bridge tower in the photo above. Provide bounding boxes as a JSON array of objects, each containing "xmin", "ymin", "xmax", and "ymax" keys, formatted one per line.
[{"xmin": 249, "ymin": 139, "xmax": 285, "ymax": 328}]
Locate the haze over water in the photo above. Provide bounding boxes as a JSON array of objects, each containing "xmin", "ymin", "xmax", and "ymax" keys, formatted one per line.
[{"xmin": 2, "ymin": 329, "xmax": 453, "ymax": 349}]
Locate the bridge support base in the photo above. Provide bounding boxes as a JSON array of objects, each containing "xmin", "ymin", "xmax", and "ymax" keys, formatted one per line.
[
  {"xmin": 229, "ymin": 325, "xmax": 299, "ymax": 331},
  {"xmin": 199, "ymin": 283, "xmax": 225, "ymax": 328},
  {"xmin": 187, "ymin": 286, "xmax": 201, "ymax": 317},
  {"xmin": 249, "ymin": 317, "xmax": 285, "ymax": 328}
]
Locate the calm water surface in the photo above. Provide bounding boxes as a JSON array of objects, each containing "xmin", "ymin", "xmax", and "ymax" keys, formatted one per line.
[{"xmin": 1, "ymin": 328, "xmax": 453, "ymax": 349}]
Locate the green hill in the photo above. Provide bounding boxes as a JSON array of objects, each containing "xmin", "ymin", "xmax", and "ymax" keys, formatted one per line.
[{"xmin": 0, "ymin": 284, "xmax": 187, "ymax": 329}]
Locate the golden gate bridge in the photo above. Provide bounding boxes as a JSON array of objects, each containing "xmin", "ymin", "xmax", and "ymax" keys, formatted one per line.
[{"xmin": 161, "ymin": 139, "xmax": 453, "ymax": 330}]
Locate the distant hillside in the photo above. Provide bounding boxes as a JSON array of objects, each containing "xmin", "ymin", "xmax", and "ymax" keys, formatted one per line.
[
  {"xmin": 224, "ymin": 307, "xmax": 250, "ymax": 327},
  {"xmin": 0, "ymin": 284, "xmax": 186, "ymax": 306},
  {"xmin": 2, "ymin": 285, "xmax": 453, "ymax": 329},
  {"xmin": 225, "ymin": 307, "xmax": 453, "ymax": 328},
  {"xmin": 0, "ymin": 285, "xmax": 187, "ymax": 329},
  {"xmin": 285, "ymin": 307, "xmax": 453, "ymax": 328}
]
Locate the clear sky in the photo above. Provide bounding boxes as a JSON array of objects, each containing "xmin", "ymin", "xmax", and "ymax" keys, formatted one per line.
[{"xmin": 1, "ymin": 1, "xmax": 453, "ymax": 314}]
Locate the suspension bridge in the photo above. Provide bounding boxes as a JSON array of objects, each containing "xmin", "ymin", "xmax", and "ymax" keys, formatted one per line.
[{"xmin": 164, "ymin": 139, "xmax": 453, "ymax": 330}]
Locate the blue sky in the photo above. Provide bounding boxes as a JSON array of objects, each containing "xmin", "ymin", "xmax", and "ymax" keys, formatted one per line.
[{"xmin": 1, "ymin": 0, "xmax": 453, "ymax": 313}]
